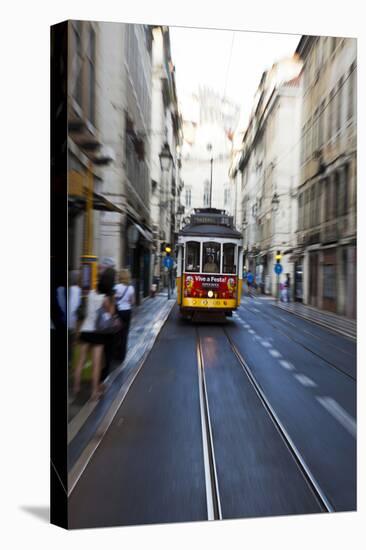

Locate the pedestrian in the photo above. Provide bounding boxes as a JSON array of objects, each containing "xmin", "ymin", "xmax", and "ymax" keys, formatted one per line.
[
  {"xmin": 247, "ymin": 270, "xmax": 254, "ymax": 297},
  {"xmin": 284, "ymin": 273, "xmax": 291, "ymax": 303},
  {"xmin": 73, "ymin": 267, "xmax": 117, "ymax": 401},
  {"xmin": 68, "ymin": 270, "xmax": 81, "ymax": 364},
  {"xmin": 115, "ymin": 268, "xmax": 135, "ymax": 363}
]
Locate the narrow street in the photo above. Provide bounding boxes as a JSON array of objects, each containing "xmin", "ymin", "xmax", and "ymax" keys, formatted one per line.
[{"xmin": 68, "ymin": 297, "xmax": 356, "ymax": 528}]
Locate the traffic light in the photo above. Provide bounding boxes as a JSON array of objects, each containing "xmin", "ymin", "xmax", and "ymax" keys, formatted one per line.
[
  {"xmin": 275, "ymin": 250, "xmax": 282, "ymax": 263},
  {"xmin": 160, "ymin": 242, "xmax": 172, "ymax": 255}
]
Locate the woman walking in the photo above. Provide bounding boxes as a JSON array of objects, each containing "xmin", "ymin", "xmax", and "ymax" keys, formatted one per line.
[
  {"xmin": 73, "ymin": 268, "xmax": 116, "ymax": 400},
  {"xmin": 115, "ymin": 269, "xmax": 135, "ymax": 363}
]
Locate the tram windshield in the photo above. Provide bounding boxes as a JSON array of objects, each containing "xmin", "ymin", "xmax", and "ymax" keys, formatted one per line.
[
  {"xmin": 203, "ymin": 242, "xmax": 220, "ymax": 273},
  {"xmin": 185, "ymin": 241, "xmax": 200, "ymax": 272},
  {"xmin": 223, "ymin": 243, "xmax": 236, "ymax": 274}
]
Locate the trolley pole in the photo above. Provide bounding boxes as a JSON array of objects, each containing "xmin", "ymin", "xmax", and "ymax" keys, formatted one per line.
[{"xmin": 209, "ymin": 157, "xmax": 213, "ymax": 208}]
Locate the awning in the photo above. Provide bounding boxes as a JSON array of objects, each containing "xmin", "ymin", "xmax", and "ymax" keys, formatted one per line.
[
  {"xmin": 134, "ymin": 222, "xmax": 153, "ymax": 242},
  {"xmin": 93, "ymin": 191, "xmax": 123, "ymax": 214},
  {"xmin": 68, "ymin": 190, "xmax": 123, "ymax": 214}
]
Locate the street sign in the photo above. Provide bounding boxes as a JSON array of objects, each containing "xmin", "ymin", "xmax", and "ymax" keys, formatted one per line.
[
  {"xmin": 274, "ymin": 263, "xmax": 283, "ymax": 275},
  {"xmin": 163, "ymin": 256, "xmax": 174, "ymax": 269}
]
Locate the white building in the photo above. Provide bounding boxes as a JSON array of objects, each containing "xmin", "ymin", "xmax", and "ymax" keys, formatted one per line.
[
  {"xmin": 180, "ymin": 88, "xmax": 239, "ymax": 220},
  {"xmin": 231, "ymin": 57, "xmax": 303, "ymax": 295},
  {"xmin": 149, "ymin": 26, "xmax": 183, "ymax": 285},
  {"xmin": 67, "ymin": 21, "xmax": 154, "ymax": 303}
]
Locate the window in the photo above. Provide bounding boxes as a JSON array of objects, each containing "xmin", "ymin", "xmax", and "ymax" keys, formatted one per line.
[
  {"xmin": 301, "ymin": 126, "xmax": 306, "ymax": 164},
  {"xmin": 224, "ymin": 186, "xmax": 231, "ymax": 207},
  {"xmin": 316, "ymin": 182, "xmax": 322, "ymax": 225},
  {"xmin": 313, "ymin": 108, "xmax": 319, "ymax": 150},
  {"xmin": 348, "ymin": 63, "xmax": 356, "ymax": 120},
  {"xmin": 323, "ymin": 264, "xmax": 336, "ymax": 299},
  {"xmin": 73, "ymin": 23, "xmax": 83, "ymax": 107},
  {"xmin": 87, "ymin": 27, "xmax": 96, "ymax": 125},
  {"xmin": 336, "ymin": 78, "xmax": 343, "ymax": 133},
  {"xmin": 319, "ymin": 100, "xmax": 325, "ymax": 146},
  {"xmin": 305, "ymin": 188, "xmax": 310, "ymax": 229},
  {"xmin": 310, "ymin": 185, "xmax": 316, "ymax": 227},
  {"xmin": 185, "ymin": 186, "xmax": 192, "ymax": 208},
  {"xmin": 203, "ymin": 242, "xmax": 220, "ymax": 273},
  {"xmin": 337, "ymin": 165, "xmax": 349, "ymax": 217},
  {"xmin": 223, "ymin": 244, "xmax": 236, "ymax": 274},
  {"xmin": 203, "ymin": 181, "xmax": 210, "ymax": 207},
  {"xmin": 298, "ymin": 193, "xmax": 304, "ymax": 230},
  {"xmin": 325, "ymin": 177, "xmax": 335, "ymax": 221},
  {"xmin": 185, "ymin": 242, "xmax": 200, "ymax": 272},
  {"xmin": 328, "ymin": 91, "xmax": 334, "ymax": 141}
]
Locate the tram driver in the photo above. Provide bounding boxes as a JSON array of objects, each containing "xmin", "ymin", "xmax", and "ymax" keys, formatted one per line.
[{"xmin": 203, "ymin": 254, "xmax": 219, "ymax": 273}]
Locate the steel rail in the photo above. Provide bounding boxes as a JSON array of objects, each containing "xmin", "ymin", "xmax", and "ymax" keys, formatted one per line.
[
  {"xmin": 196, "ymin": 328, "xmax": 223, "ymax": 520},
  {"xmin": 223, "ymin": 327, "xmax": 335, "ymax": 513}
]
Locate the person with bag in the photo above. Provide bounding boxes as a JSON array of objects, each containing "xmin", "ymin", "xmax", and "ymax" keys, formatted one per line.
[
  {"xmin": 73, "ymin": 268, "xmax": 119, "ymax": 401},
  {"xmin": 114, "ymin": 269, "xmax": 135, "ymax": 363}
]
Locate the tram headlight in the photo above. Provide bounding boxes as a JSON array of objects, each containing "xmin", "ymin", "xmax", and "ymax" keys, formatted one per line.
[{"xmin": 208, "ymin": 290, "xmax": 213, "ymax": 298}]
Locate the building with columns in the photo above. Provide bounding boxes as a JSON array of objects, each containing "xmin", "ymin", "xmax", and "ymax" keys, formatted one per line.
[{"xmin": 295, "ymin": 36, "xmax": 356, "ymax": 317}]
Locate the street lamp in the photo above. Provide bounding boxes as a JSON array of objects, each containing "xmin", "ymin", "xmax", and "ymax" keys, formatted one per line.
[
  {"xmin": 271, "ymin": 192, "xmax": 280, "ymax": 212},
  {"xmin": 159, "ymin": 142, "xmax": 174, "ymax": 298},
  {"xmin": 271, "ymin": 191, "xmax": 281, "ymax": 302},
  {"xmin": 159, "ymin": 142, "xmax": 173, "ymax": 172},
  {"xmin": 207, "ymin": 143, "xmax": 213, "ymax": 207}
]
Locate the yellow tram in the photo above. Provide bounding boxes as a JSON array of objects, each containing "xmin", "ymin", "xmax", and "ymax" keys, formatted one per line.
[{"xmin": 176, "ymin": 208, "xmax": 243, "ymax": 320}]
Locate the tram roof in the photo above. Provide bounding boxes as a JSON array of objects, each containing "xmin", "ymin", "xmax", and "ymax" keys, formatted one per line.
[{"xmin": 179, "ymin": 223, "xmax": 242, "ymax": 239}]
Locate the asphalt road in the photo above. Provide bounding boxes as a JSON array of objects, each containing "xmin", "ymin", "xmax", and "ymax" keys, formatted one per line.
[
  {"xmin": 232, "ymin": 297, "xmax": 356, "ymax": 511},
  {"xmin": 68, "ymin": 299, "xmax": 356, "ymax": 528}
]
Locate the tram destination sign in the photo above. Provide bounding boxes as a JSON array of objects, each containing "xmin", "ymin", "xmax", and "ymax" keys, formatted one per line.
[{"xmin": 191, "ymin": 214, "xmax": 233, "ymax": 227}]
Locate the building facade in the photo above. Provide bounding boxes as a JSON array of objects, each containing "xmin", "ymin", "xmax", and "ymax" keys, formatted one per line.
[
  {"xmin": 149, "ymin": 26, "xmax": 183, "ymax": 288},
  {"xmin": 295, "ymin": 36, "xmax": 357, "ymax": 317},
  {"xmin": 180, "ymin": 88, "xmax": 239, "ymax": 219},
  {"xmin": 231, "ymin": 58, "xmax": 303, "ymax": 296},
  {"xmin": 67, "ymin": 21, "xmax": 156, "ymax": 303}
]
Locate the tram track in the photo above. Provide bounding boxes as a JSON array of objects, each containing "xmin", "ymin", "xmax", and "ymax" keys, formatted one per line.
[
  {"xmin": 239, "ymin": 301, "xmax": 356, "ymax": 382},
  {"xmin": 196, "ymin": 324, "xmax": 333, "ymax": 519},
  {"xmin": 196, "ymin": 330, "xmax": 222, "ymax": 520}
]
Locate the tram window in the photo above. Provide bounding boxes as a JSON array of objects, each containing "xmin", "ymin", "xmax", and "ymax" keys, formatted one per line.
[
  {"xmin": 223, "ymin": 243, "xmax": 236, "ymax": 274},
  {"xmin": 185, "ymin": 242, "xmax": 200, "ymax": 272},
  {"xmin": 203, "ymin": 242, "xmax": 220, "ymax": 273}
]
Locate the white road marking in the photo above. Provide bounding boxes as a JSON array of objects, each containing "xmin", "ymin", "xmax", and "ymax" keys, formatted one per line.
[
  {"xmin": 294, "ymin": 374, "xmax": 317, "ymax": 387},
  {"xmin": 317, "ymin": 397, "xmax": 356, "ymax": 438},
  {"xmin": 260, "ymin": 341, "xmax": 272, "ymax": 348},
  {"xmin": 248, "ymin": 329, "xmax": 255, "ymax": 335},
  {"xmin": 269, "ymin": 349, "xmax": 282, "ymax": 358},
  {"xmin": 252, "ymin": 308, "xmax": 260, "ymax": 313},
  {"xmin": 279, "ymin": 360, "xmax": 295, "ymax": 371}
]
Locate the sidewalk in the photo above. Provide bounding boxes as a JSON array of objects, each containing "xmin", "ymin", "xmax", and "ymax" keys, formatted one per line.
[
  {"xmin": 68, "ymin": 291, "xmax": 175, "ymax": 442},
  {"xmin": 274, "ymin": 301, "xmax": 356, "ymax": 340}
]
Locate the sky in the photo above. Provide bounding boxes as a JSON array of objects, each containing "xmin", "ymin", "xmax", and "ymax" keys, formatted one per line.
[{"xmin": 169, "ymin": 26, "xmax": 301, "ymax": 130}]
